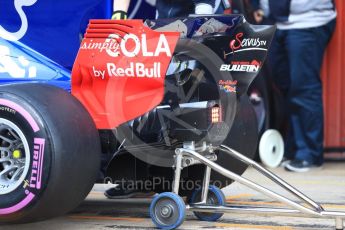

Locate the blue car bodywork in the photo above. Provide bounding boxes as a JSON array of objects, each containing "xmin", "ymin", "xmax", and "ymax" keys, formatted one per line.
[
  {"xmin": 0, "ymin": 0, "xmax": 155, "ymax": 89},
  {"xmin": 0, "ymin": 39, "xmax": 71, "ymax": 91}
]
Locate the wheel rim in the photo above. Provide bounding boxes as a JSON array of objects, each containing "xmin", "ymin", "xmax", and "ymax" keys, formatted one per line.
[
  {"xmin": 154, "ymin": 197, "xmax": 180, "ymax": 227},
  {"xmin": 0, "ymin": 118, "xmax": 30, "ymax": 195}
]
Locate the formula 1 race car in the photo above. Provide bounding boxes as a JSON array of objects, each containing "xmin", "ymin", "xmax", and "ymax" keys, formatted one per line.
[
  {"xmin": 1, "ymin": 15, "xmax": 344, "ymax": 230},
  {"xmin": 0, "ymin": 15, "xmax": 270, "ymax": 223}
]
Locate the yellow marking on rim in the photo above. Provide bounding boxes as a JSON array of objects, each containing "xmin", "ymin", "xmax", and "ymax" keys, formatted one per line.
[
  {"xmin": 69, "ymin": 215, "xmax": 145, "ymax": 222},
  {"xmin": 12, "ymin": 150, "xmax": 21, "ymax": 159},
  {"xmin": 216, "ymin": 223, "xmax": 294, "ymax": 230}
]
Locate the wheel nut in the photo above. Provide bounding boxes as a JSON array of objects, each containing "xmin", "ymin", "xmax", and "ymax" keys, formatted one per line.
[{"xmin": 161, "ymin": 206, "xmax": 172, "ymax": 217}]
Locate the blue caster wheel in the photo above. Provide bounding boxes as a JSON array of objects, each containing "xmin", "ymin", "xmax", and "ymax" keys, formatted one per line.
[
  {"xmin": 150, "ymin": 192, "xmax": 186, "ymax": 230},
  {"xmin": 190, "ymin": 185, "xmax": 226, "ymax": 221}
]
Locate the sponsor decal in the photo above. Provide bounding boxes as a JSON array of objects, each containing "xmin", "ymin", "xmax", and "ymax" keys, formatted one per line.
[
  {"xmin": 81, "ymin": 34, "xmax": 172, "ymax": 58},
  {"xmin": 28, "ymin": 138, "xmax": 45, "ymax": 190},
  {"xmin": 225, "ymin": 32, "xmax": 267, "ymax": 56},
  {"xmin": 92, "ymin": 62, "xmax": 161, "ymax": 79},
  {"xmin": 218, "ymin": 79, "xmax": 237, "ymax": 93},
  {"xmin": 72, "ymin": 20, "xmax": 180, "ymax": 129},
  {"xmin": 220, "ymin": 60, "xmax": 261, "ymax": 73},
  {"xmin": 83, "ymin": 33, "xmax": 172, "ymax": 80},
  {"xmin": 230, "ymin": 32, "xmax": 267, "ymax": 51}
]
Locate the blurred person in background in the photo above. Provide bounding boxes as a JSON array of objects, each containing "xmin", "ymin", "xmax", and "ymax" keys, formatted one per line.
[
  {"xmin": 251, "ymin": 0, "xmax": 336, "ymax": 172},
  {"xmin": 111, "ymin": 0, "xmax": 131, "ymax": 19}
]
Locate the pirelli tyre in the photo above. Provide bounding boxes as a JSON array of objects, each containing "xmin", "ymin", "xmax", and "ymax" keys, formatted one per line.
[{"xmin": 0, "ymin": 83, "xmax": 101, "ymax": 224}]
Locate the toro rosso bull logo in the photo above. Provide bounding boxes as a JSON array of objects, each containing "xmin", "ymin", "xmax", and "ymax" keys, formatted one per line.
[
  {"xmin": 219, "ymin": 80, "xmax": 238, "ymax": 93},
  {"xmin": 0, "ymin": 0, "xmax": 38, "ymax": 41}
]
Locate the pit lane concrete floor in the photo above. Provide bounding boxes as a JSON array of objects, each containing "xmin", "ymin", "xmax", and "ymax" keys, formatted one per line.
[{"xmin": 3, "ymin": 162, "xmax": 345, "ymax": 230}]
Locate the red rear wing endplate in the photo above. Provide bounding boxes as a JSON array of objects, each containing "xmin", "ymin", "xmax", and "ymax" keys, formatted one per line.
[{"xmin": 71, "ymin": 20, "xmax": 180, "ymax": 129}]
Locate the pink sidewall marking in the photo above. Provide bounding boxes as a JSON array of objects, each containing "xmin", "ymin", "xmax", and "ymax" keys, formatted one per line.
[
  {"xmin": 0, "ymin": 193, "xmax": 35, "ymax": 215},
  {"xmin": 0, "ymin": 100, "xmax": 40, "ymax": 214},
  {"xmin": 0, "ymin": 99, "xmax": 39, "ymax": 132},
  {"xmin": 34, "ymin": 138, "xmax": 45, "ymax": 190}
]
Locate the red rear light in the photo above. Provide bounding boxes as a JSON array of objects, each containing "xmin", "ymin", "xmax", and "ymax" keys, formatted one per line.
[{"xmin": 211, "ymin": 106, "xmax": 222, "ymax": 123}]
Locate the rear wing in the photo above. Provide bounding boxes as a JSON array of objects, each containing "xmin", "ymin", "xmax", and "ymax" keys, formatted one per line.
[
  {"xmin": 72, "ymin": 16, "xmax": 275, "ymax": 130},
  {"xmin": 72, "ymin": 20, "xmax": 180, "ymax": 129}
]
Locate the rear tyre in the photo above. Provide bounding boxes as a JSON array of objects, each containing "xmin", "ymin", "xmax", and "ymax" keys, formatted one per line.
[{"xmin": 0, "ymin": 83, "xmax": 101, "ymax": 223}]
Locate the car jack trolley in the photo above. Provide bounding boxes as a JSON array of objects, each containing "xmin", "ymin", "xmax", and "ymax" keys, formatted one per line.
[{"xmin": 149, "ymin": 143, "xmax": 345, "ymax": 230}]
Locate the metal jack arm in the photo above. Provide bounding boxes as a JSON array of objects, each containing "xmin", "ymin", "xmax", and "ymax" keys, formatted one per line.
[
  {"xmin": 175, "ymin": 145, "xmax": 345, "ymax": 230},
  {"xmin": 220, "ymin": 145, "xmax": 323, "ymax": 212}
]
